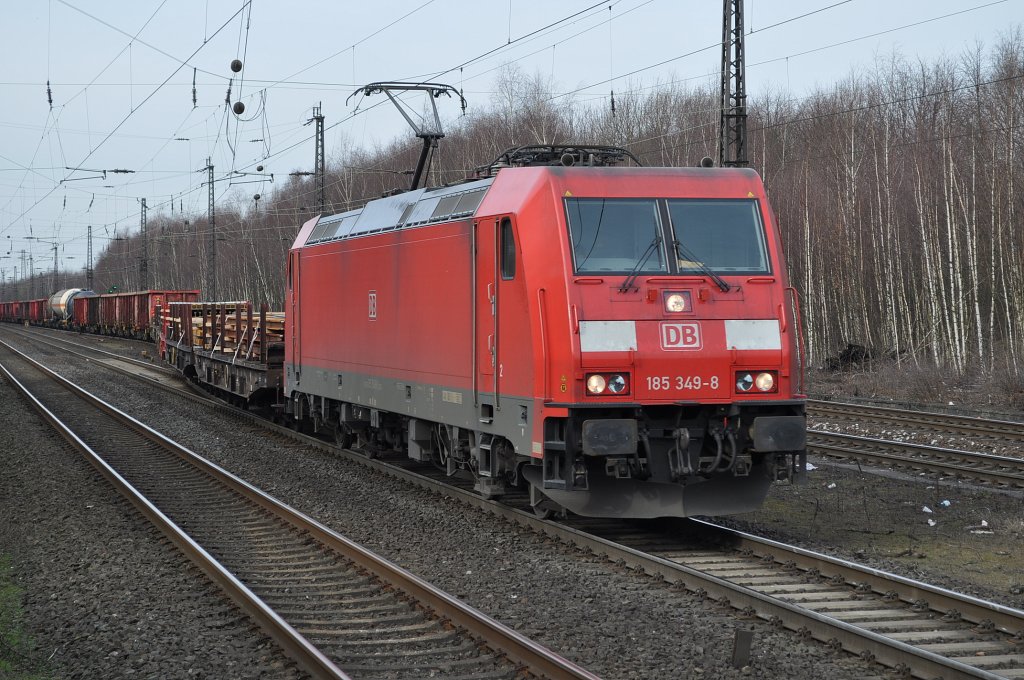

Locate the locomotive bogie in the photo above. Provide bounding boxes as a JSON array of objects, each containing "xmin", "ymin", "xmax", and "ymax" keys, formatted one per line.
[
  {"xmin": 533, "ymin": 400, "xmax": 806, "ymax": 517},
  {"xmin": 283, "ymin": 365, "xmax": 533, "ymax": 493}
]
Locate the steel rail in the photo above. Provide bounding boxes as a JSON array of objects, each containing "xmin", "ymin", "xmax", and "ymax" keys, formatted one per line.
[
  {"xmin": 689, "ymin": 519, "xmax": 1024, "ymax": 637},
  {"xmin": 0, "ymin": 340, "xmax": 350, "ymax": 680},
  {"xmin": 5, "ymin": 325, "xmax": 179, "ymax": 376},
  {"xmin": 207, "ymin": 425, "xmax": 1021, "ymax": 679},
  {"xmin": 807, "ymin": 430, "xmax": 1024, "ymax": 487},
  {"xmin": 0, "ymin": 337, "xmax": 597, "ymax": 680},
  {"xmin": 0, "ymin": 326, "xmax": 224, "ymax": 406},
  {"xmin": 809, "ymin": 399, "xmax": 1024, "ymax": 441},
  {"xmin": 310, "ymin": 453, "xmax": 1021, "ymax": 679}
]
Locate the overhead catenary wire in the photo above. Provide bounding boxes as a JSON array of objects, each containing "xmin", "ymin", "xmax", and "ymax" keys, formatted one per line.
[
  {"xmin": 1, "ymin": 2, "xmax": 251, "ymax": 240},
  {"xmin": 2, "ymin": 0, "xmax": 1011, "ymax": 281},
  {"xmin": 1, "ymin": 0, "xmax": 801, "ymax": 239}
]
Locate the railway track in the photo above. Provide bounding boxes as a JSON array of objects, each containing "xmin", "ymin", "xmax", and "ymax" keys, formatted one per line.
[
  {"xmin": 8, "ymin": 325, "xmax": 1024, "ymax": 677},
  {"xmin": 806, "ymin": 399, "xmax": 1024, "ymax": 488},
  {"xmin": 806, "ymin": 430, "xmax": 1024, "ymax": 488},
  {"xmin": 2, "ymin": 326, "xmax": 191, "ymax": 391},
  {"xmin": 567, "ymin": 517, "xmax": 1024, "ymax": 679},
  {"xmin": 808, "ymin": 400, "xmax": 1024, "ymax": 443},
  {"xmin": 0, "ymin": 337, "xmax": 597, "ymax": 680},
  {"xmin": 359, "ymin": 461, "xmax": 1024, "ymax": 679}
]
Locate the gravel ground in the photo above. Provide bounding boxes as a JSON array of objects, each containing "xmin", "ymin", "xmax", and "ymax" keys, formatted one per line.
[
  {"xmin": 0, "ymin": 371, "xmax": 305, "ymax": 679},
  {"xmin": 0, "ymin": 327, "xmax": 884, "ymax": 679},
  {"xmin": 810, "ymin": 413, "xmax": 1024, "ymax": 458},
  {"xmin": 724, "ymin": 456, "xmax": 1024, "ymax": 610}
]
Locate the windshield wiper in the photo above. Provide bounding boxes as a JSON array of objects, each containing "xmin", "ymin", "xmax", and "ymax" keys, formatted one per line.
[
  {"xmin": 673, "ymin": 239, "xmax": 730, "ymax": 292},
  {"xmin": 619, "ymin": 235, "xmax": 662, "ymax": 293}
]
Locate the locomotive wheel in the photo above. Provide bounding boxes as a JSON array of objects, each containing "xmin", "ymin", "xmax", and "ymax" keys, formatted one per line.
[
  {"xmin": 529, "ymin": 485, "xmax": 563, "ymax": 520},
  {"xmin": 334, "ymin": 428, "xmax": 354, "ymax": 449}
]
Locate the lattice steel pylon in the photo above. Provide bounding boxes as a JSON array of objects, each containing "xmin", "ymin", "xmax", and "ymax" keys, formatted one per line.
[
  {"xmin": 140, "ymin": 198, "xmax": 148, "ymax": 290},
  {"xmin": 87, "ymin": 225, "xmax": 93, "ymax": 291},
  {"xmin": 313, "ymin": 105, "xmax": 325, "ymax": 214},
  {"xmin": 719, "ymin": 0, "xmax": 748, "ymax": 168},
  {"xmin": 205, "ymin": 158, "xmax": 216, "ymax": 301}
]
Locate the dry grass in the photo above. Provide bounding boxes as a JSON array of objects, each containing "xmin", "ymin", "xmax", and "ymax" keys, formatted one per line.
[{"xmin": 808, "ymin": 357, "xmax": 1024, "ymax": 414}]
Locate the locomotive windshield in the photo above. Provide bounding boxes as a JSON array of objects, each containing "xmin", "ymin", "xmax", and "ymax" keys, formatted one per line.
[
  {"xmin": 565, "ymin": 198, "xmax": 668, "ymax": 274},
  {"xmin": 564, "ymin": 197, "xmax": 770, "ymax": 276},
  {"xmin": 667, "ymin": 199, "xmax": 769, "ymax": 274}
]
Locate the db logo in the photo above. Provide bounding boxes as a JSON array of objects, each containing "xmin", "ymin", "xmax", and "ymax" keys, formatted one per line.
[{"xmin": 660, "ymin": 322, "xmax": 701, "ymax": 350}]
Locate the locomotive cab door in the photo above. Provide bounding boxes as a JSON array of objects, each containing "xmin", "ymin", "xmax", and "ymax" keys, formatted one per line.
[
  {"xmin": 288, "ymin": 250, "xmax": 301, "ymax": 384},
  {"xmin": 474, "ymin": 215, "xmax": 524, "ymax": 424},
  {"xmin": 474, "ymin": 219, "xmax": 498, "ymax": 419}
]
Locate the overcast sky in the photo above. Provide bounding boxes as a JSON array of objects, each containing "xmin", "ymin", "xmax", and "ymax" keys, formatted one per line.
[{"xmin": 0, "ymin": 0, "xmax": 1015, "ymax": 282}]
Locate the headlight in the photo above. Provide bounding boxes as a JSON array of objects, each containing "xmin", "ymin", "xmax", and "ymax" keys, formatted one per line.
[
  {"xmin": 586, "ymin": 374, "xmax": 607, "ymax": 394},
  {"xmin": 735, "ymin": 370, "xmax": 778, "ymax": 394},
  {"xmin": 663, "ymin": 291, "xmax": 691, "ymax": 313},
  {"xmin": 585, "ymin": 372, "xmax": 631, "ymax": 396},
  {"xmin": 607, "ymin": 374, "xmax": 628, "ymax": 393},
  {"xmin": 755, "ymin": 372, "xmax": 775, "ymax": 392}
]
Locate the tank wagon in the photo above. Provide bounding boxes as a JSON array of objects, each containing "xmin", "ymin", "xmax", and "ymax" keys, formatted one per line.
[
  {"xmin": 49, "ymin": 288, "xmax": 97, "ymax": 321},
  {"xmin": 284, "ymin": 145, "xmax": 807, "ymax": 518}
]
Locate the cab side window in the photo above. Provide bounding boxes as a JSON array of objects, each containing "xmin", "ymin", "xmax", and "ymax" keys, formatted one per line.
[{"xmin": 500, "ymin": 218, "xmax": 516, "ymax": 280}]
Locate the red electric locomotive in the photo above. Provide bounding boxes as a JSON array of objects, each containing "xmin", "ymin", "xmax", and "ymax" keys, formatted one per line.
[{"xmin": 285, "ymin": 145, "xmax": 806, "ymax": 518}]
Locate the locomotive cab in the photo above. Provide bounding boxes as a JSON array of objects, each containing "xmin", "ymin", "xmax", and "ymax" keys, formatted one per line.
[{"xmin": 472, "ymin": 151, "xmax": 807, "ymax": 518}]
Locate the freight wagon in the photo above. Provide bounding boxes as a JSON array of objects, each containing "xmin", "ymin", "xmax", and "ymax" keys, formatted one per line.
[{"xmin": 74, "ymin": 289, "xmax": 200, "ymax": 339}]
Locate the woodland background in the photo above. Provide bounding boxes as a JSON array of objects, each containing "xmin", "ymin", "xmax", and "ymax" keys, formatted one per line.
[{"xmin": 6, "ymin": 34, "xmax": 1024, "ymax": 387}]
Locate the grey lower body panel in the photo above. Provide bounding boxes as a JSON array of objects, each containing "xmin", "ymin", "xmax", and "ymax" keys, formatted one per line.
[
  {"xmin": 288, "ymin": 363, "xmax": 533, "ymax": 456},
  {"xmin": 522, "ymin": 465, "xmax": 773, "ymax": 518}
]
